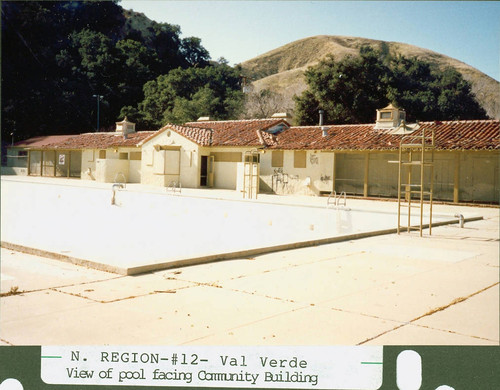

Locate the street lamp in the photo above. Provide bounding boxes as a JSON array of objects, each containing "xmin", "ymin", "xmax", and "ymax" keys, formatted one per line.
[{"xmin": 92, "ymin": 94, "xmax": 103, "ymax": 132}]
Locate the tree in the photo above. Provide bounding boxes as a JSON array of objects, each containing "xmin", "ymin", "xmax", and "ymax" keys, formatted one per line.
[
  {"xmin": 137, "ymin": 60, "xmax": 244, "ymax": 127},
  {"xmin": 295, "ymin": 47, "xmax": 488, "ymax": 125},
  {"xmin": 242, "ymin": 89, "xmax": 288, "ymax": 119},
  {"xmin": 295, "ymin": 47, "xmax": 390, "ymax": 125},
  {"xmin": 1, "ymin": 0, "xmax": 213, "ymax": 141},
  {"xmin": 180, "ymin": 37, "xmax": 211, "ymax": 67}
]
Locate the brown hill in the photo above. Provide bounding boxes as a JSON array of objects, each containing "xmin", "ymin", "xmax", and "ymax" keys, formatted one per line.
[{"xmin": 240, "ymin": 36, "xmax": 500, "ymax": 119}]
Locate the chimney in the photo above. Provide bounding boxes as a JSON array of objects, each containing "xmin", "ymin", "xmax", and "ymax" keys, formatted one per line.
[
  {"xmin": 115, "ymin": 117, "xmax": 136, "ymax": 136},
  {"xmin": 375, "ymin": 104, "xmax": 406, "ymax": 129},
  {"xmin": 319, "ymin": 110, "xmax": 324, "ymax": 126}
]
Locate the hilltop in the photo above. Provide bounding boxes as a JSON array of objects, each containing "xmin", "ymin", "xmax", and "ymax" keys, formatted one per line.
[{"xmin": 240, "ymin": 36, "xmax": 500, "ymax": 119}]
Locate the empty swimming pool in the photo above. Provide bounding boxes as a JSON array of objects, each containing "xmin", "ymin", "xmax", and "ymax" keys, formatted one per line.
[{"xmin": 1, "ymin": 177, "xmax": 473, "ymax": 274}]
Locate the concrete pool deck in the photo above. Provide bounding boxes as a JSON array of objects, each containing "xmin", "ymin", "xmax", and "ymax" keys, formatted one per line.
[
  {"xmin": 0, "ymin": 176, "xmax": 485, "ymax": 275},
  {"xmin": 1, "ymin": 212, "xmax": 498, "ymax": 346},
  {"xmin": 1, "ymin": 176, "xmax": 498, "ymax": 346}
]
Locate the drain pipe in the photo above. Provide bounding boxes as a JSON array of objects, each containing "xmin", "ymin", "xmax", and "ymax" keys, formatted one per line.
[{"xmin": 454, "ymin": 213, "xmax": 465, "ymax": 228}]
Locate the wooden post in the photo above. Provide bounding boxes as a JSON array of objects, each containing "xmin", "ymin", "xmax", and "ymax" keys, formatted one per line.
[
  {"xmin": 331, "ymin": 152, "xmax": 336, "ymax": 193},
  {"xmin": 453, "ymin": 152, "xmax": 460, "ymax": 203},
  {"xmin": 67, "ymin": 151, "xmax": 71, "ymax": 178},
  {"xmin": 363, "ymin": 152, "xmax": 369, "ymax": 197},
  {"xmin": 40, "ymin": 150, "xmax": 44, "ymax": 176},
  {"xmin": 27, "ymin": 150, "xmax": 31, "ymax": 175},
  {"xmin": 53, "ymin": 150, "xmax": 57, "ymax": 177}
]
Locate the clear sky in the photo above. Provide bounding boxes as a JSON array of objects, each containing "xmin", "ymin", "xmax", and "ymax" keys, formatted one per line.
[{"xmin": 120, "ymin": 0, "xmax": 500, "ymax": 81}]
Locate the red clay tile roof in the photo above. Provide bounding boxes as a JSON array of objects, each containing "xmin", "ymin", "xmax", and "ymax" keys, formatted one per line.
[
  {"xmin": 185, "ymin": 118, "xmax": 289, "ymax": 133},
  {"xmin": 13, "ymin": 135, "xmax": 76, "ymax": 148},
  {"xmin": 29, "ymin": 131, "xmax": 156, "ymax": 149},
  {"xmin": 13, "ymin": 119, "xmax": 499, "ymax": 152},
  {"xmin": 152, "ymin": 119, "xmax": 286, "ymax": 147},
  {"xmin": 272, "ymin": 120, "xmax": 500, "ymax": 151},
  {"xmin": 142, "ymin": 124, "xmax": 214, "ymax": 146}
]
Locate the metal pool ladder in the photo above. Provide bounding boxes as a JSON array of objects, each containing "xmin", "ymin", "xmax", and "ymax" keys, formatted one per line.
[
  {"xmin": 167, "ymin": 181, "xmax": 182, "ymax": 194},
  {"xmin": 390, "ymin": 128, "xmax": 435, "ymax": 236},
  {"xmin": 327, "ymin": 191, "xmax": 346, "ymax": 208}
]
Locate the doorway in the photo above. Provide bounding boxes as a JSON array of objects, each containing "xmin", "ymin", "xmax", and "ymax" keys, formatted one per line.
[{"xmin": 200, "ymin": 155, "xmax": 214, "ymax": 187}]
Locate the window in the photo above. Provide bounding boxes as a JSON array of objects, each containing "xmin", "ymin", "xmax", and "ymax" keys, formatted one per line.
[
  {"xmin": 129, "ymin": 152, "xmax": 142, "ymax": 161},
  {"xmin": 272, "ymin": 151, "xmax": 284, "ymax": 167},
  {"xmin": 99, "ymin": 150, "xmax": 106, "ymax": 159},
  {"xmin": 294, "ymin": 151, "xmax": 306, "ymax": 168},
  {"xmin": 119, "ymin": 152, "xmax": 128, "ymax": 160},
  {"xmin": 210, "ymin": 152, "xmax": 242, "ymax": 162},
  {"xmin": 244, "ymin": 154, "xmax": 260, "ymax": 163},
  {"xmin": 380, "ymin": 111, "xmax": 392, "ymax": 119}
]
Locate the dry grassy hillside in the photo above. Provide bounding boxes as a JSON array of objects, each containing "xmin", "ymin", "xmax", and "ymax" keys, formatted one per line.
[{"xmin": 240, "ymin": 36, "xmax": 500, "ymax": 119}]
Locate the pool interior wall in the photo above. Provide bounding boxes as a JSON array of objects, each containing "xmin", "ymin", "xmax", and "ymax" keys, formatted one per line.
[{"xmin": 1, "ymin": 177, "xmax": 480, "ymax": 275}]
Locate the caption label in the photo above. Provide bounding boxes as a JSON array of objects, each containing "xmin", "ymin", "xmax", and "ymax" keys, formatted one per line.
[{"xmin": 41, "ymin": 346, "xmax": 382, "ymax": 389}]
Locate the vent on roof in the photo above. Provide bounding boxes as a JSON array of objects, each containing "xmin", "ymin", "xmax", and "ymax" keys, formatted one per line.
[
  {"xmin": 375, "ymin": 104, "xmax": 406, "ymax": 129},
  {"xmin": 197, "ymin": 116, "xmax": 212, "ymax": 121},
  {"xmin": 271, "ymin": 112, "xmax": 293, "ymax": 121},
  {"xmin": 115, "ymin": 117, "xmax": 136, "ymax": 135},
  {"xmin": 373, "ymin": 105, "xmax": 420, "ymax": 134}
]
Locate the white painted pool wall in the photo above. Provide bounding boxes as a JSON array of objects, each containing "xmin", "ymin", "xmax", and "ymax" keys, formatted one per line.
[{"xmin": 1, "ymin": 179, "xmax": 417, "ymax": 266}]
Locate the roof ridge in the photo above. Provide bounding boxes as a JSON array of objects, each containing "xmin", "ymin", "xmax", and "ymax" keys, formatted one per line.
[
  {"xmin": 420, "ymin": 119, "xmax": 500, "ymax": 124},
  {"xmin": 186, "ymin": 118, "xmax": 282, "ymax": 124}
]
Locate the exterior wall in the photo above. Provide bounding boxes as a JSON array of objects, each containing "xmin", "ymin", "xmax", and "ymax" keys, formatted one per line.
[
  {"xmin": 259, "ymin": 149, "xmax": 498, "ymax": 203},
  {"xmin": 81, "ymin": 148, "xmax": 140, "ymax": 183},
  {"xmin": 366, "ymin": 152, "xmax": 399, "ymax": 197},
  {"xmin": 6, "ymin": 148, "xmax": 28, "ymax": 168},
  {"xmin": 336, "ymin": 150, "xmax": 499, "ymax": 203},
  {"xmin": 129, "ymin": 160, "xmax": 141, "ymax": 183},
  {"xmin": 28, "ymin": 151, "xmax": 42, "ymax": 175},
  {"xmin": 335, "ymin": 152, "xmax": 365, "ymax": 196},
  {"xmin": 208, "ymin": 147, "xmax": 256, "ymax": 190},
  {"xmin": 81, "ymin": 149, "xmax": 97, "ymax": 180},
  {"xmin": 69, "ymin": 151, "xmax": 82, "ymax": 178},
  {"xmin": 141, "ymin": 129, "xmax": 200, "ymax": 188},
  {"xmin": 260, "ymin": 149, "xmax": 334, "ymax": 195},
  {"xmin": 1, "ymin": 166, "xmax": 28, "ymax": 175},
  {"xmin": 95, "ymin": 157, "xmax": 129, "ymax": 183},
  {"xmin": 459, "ymin": 151, "xmax": 499, "ymax": 203}
]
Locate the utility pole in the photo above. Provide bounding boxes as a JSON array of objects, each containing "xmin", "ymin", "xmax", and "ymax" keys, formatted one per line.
[{"xmin": 92, "ymin": 94, "xmax": 103, "ymax": 132}]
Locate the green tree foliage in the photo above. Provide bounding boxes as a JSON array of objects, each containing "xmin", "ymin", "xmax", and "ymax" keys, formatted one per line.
[
  {"xmin": 387, "ymin": 56, "xmax": 487, "ymax": 121},
  {"xmin": 295, "ymin": 47, "xmax": 390, "ymax": 124},
  {"xmin": 295, "ymin": 47, "xmax": 488, "ymax": 125},
  {"xmin": 135, "ymin": 61, "xmax": 244, "ymax": 127},
  {"xmin": 1, "ymin": 0, "xmax": 216, "ymax": 143}
]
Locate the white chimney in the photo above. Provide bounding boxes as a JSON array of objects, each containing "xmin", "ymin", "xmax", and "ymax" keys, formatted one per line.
[
  {"xmin": 375, "ymin": 104, "xmax": 406, "ymax": 129},
  {"xmin": 115, "ymin": 117, "xmax": 136, "ymax": 135}
]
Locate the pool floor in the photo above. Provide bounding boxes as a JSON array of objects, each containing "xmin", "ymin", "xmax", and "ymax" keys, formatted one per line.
[{"xmin": 1, "ymin": 178, "xmax": 480, "ymax": 275}]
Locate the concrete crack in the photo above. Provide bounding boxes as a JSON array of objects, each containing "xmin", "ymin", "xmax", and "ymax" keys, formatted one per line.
[{"xmin": 357, "ymin": 282, "xmax": 499, "ymax": 345}]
